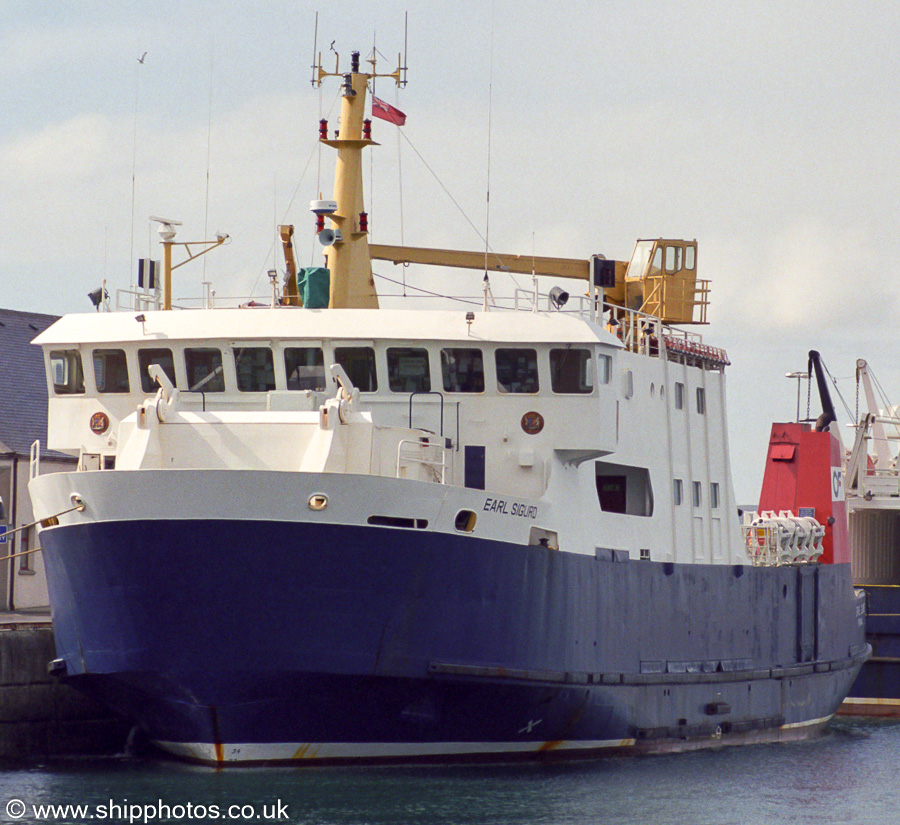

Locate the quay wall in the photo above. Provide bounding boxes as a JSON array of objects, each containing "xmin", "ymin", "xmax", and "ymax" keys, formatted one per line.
[{"xmin": 0, "ymin": 626, "xmax": 129, "ymax": 760}]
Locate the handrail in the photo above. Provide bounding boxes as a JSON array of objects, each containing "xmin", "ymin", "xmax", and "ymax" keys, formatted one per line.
[{"xmin": 396, "ymin": 438, "xmax": 450, "ymax": 484}]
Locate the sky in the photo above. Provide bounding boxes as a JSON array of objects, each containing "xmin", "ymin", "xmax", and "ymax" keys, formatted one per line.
[{"xmin": 2, "ymin": 1, "xmax": 900, "ymax": 502}]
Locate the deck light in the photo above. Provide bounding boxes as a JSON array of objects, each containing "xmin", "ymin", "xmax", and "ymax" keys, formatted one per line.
[{"xmin": 549, "ymin": 286, "xmax": 569, "ymax": 309}]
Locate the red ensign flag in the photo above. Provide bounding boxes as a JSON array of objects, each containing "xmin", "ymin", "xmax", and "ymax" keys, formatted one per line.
[{"xmin": 372, "ymin": 96, "xmax": 407, "ymax": 126}]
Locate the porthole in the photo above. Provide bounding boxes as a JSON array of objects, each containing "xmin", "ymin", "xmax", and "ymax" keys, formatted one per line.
[
  {"xmin": 455, "ymin": 510, "xmax": 477, "ymax": 533},
  {"xmin": 308, "ymin": 494, "xmax": 328, "ymax": 511}
]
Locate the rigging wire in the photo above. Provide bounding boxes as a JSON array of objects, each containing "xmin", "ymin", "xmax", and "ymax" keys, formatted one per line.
[
  {"xmin": 369, "ymin": 34, "xmax": 376, "ymax": 247},
  {"xmin": 373, "ymin": 271, "xmax": 493, "ymax": 307},
  {"xmin": 870, "ymin": 366, "xmax": 894, "ymax": 414},
  {"xmin": 396, "ymin": 130, "xmax": 505, "ymax": 274},
  {"xmin": 397, "ymin": 97, "xmax": 406, "ymax": 297},
  {"xmin": 129, "ymin": 48, "xmax": 145, "ymax": 292},
  {"xmin": 816, "ymin": 354, "xmax": 856, "ymax": 424},
  {"xmin": 373, "ymin": 45, "xmax": 408, "ymax": 296},
  {"xmin": 400, "ymin": 14, "xmax": 409, "ymax": 299},
  {"xmin": 864, "ymin": 363, "xmax": 900, "ymax": 442},
  {"xmin": 202, "ymin": 39, "xmax": 215, "ymax": 285},
  {"xmin": 249, "ymin": 87, "xmax": 341, "ymax": 296},
  {"xmin": 483, "ymin": 0, "xmax": 495, "ymax": 293}
]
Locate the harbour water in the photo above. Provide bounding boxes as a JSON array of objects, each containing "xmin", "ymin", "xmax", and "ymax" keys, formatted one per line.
[{"xmin": 1, "ymin": 717, "xmax": 898, "ymax": 824}]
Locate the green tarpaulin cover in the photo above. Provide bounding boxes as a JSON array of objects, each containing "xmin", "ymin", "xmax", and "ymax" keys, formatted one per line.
[{"xmin": 297, "ymin": 267, "xmax": 330, "ymax": 308}]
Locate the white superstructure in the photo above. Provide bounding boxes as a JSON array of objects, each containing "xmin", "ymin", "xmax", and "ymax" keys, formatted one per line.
[{"xmin": 33, "ymin": 299, "xmax": 740, "ymax": 566}]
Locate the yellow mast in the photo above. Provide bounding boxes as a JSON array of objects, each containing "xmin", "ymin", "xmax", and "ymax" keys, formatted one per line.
[{"xmin": 315, "ymin": 50, "xmax": 404, "ymax": 309}]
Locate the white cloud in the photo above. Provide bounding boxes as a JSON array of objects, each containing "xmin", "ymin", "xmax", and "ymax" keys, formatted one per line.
[{"xmin": 1, "ymin": 113, "xmax": 128, "ymax": 181}]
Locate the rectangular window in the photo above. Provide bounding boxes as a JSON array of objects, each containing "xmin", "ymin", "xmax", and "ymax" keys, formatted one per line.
[
  {"xmin": 711, "ymin": 482, "xmax": 720, "ymax": 509},
  {"xmin": 138, "ymin": 348, "xmax": 176, "ymax": 393},
  {"xmin": 685, "ymin": 246, "xmax": 696, "ymax": 270},
  {"xmin": 674, "ymin": 382, "xmax": 685, "ymax": 410},
  {"xmin": 441, "ymin": 348, "xmax": 484, "ymax": 393},
  {"xmin": 598, "ymin": 354, "xmax": 612, "ymax": 384},
  {"xmin": 285, "ymin": 347, "xmax": 325, "ymax": 391},
  {"xmin": 93, "ymin": 349, "xmax": 130, "ymax": 394},
  {"xmin": 234, "ymin": 347, "xmax": 276, "ymax": 393},
  {"xmin": 692, "ymin": 481, "xmax": 702, "ymax": 508},
  {"xmin": 334, "ymin": 346, "xmax": 377, "ymax": 392},
  {"xmin": 665, "ymin": 245, "xmax": 683, "ymax": 273},
  {"xmin": 50, "ymin": 350, "xmax": 85, "ymax": 395},
  {"xmin": 550, "ymin": 348, "xmax": 593, "ymax": 394},
  {"xmin": 18, "ymin": 526, "xmax": 31, "ymax": 572},
  {"xmin": 696, "ymin": 387, "xmax": 706, "ymax": 414},
  {"xmin": 185, "ymin": 348, "xmax": 225, "ymax": 392},
  {"xmin": 496, "ymin": 348, "xmax": 539, "ymax": 393},
  {"xmin": 673, "ymin": 479, "xmax": 683, "ymax": 506},
  {"xmin": 388, "ymin": 347, "xmax": 431, "ymax": 393}
]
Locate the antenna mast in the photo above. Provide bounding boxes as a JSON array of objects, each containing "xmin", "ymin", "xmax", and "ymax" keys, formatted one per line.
[{"xmin": 311, "ymin": 42, "xmax": 406, "ymax": 309}]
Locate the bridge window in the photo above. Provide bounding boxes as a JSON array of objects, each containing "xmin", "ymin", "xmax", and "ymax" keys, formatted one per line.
[
  {"xmin": 674, "ymin": 382, "xmax": 685, "ymax": 410},
  {"xmin": 50, "ymin": 350, "xmax": 85, "ymax": 395},
  {"xmin": 692, "ymin": 481, "xmax": 702, "ymax": 508},
  {"xmin": 550, "ymin": 348, "xmax": 593, "ymax": 394},
  {"xmin": 285, "ymin": 347, "xmax": 325, "ymax": 391},
  {"xmin": 234, "ymin": 347, "xmax": 275, "ymax": 393},
  {"xmin": 496, "ymin": 348, "xmax": 539, "ymax": 394},
  {"xmin": 93, "ymin": 349, "xmax": 129, "ymax": 394},
  {"xmin": 185, "ymin": 348, "xmax": 225, "ymax": 392},
  {"xmin": 673, "ymin": 479, "xmax": 683, "ymax": 506},
  {"xmin": 442, "ymin": 348, "xmax": 484, "ymax": 393},
  {"xmin": 711, "ymin": 482, "xmax": 720, "ymax": 509},
  {"xmin": 696, "ymin": 387, "xmax": 706, "ymax": 414},
  {"xmin": 138, "ymin": 348, "xmax": 176, "ymax": 393},
  {"xmin": 388, "ymin": 347, "xmax": 431, "ymax": 393},
  {"xmin": 335, "ymin": 346, "xmax": 377, "ymax": 392}
]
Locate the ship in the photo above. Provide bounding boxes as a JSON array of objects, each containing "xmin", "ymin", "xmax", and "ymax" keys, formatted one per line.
[
  {"xmin": 27, "ymin": 48, "xmax": 868, "ymax": 765},
  {"xmin": 838, "ymin": 358, "xmax": 900, "ymax": 716}
]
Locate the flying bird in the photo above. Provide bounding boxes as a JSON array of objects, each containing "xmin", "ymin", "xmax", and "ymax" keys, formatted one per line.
[{"xmin": 138, "ymin": 52, "xmax": 148, "ymax": 64}]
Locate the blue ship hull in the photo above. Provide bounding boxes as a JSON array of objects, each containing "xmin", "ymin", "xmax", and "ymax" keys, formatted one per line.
[
  {"xmin": 842, "ymin": 585, "xmax": 900, "ymax": 716},
  {"xmin": 41, "ymin": 518, "xmax": 868, "ymax": 763}
]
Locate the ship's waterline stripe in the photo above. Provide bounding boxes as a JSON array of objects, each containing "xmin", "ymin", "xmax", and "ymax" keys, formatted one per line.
[
  {"xmin": 156, "ymin": 738, "xmax": 639, "ymax": 763},
  {"xmin": 780, "ymin": 714, "xmax": 834, "ymax": 730},
  {"xmin": 158, "ymin": 715, "xmax": 833, "ymax": 763}
]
